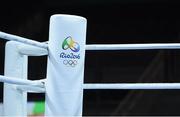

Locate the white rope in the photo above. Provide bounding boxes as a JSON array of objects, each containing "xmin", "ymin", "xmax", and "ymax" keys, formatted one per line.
[
  {"xmin": 1, "ymin": 31, "xmax": 180, "ymax": 50},
  {"xmin": 15, "ymin": 85, "xmax": 45, "ymax": 93},
  {"xmin": 86, "ymin": 44, "xmax": 180, "ymax": 50},
  {"xmin": 2, "ymin": 74, "xmax": 180, "ymax": 90},
  {"xmin": 18, "ymin": 43, "xmax": 48, "ymax": 56},
  {"xmin": 0, "ymin": 31, "xmax": 48, "ymax": 49},
  {"xmin": 0, "ymin": 75, "xmax": 44, "ymax": 88},
  {"xmin": 84, "ymin": 83, "xmax": 180, "ymax": 89}
]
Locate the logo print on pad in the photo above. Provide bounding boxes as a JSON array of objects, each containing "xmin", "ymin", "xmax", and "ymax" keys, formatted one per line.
[
  {"xmin": 60, "ymin": 36, "xmax": 80, "ymax": 67},
  {"xmin": 62, "ymin": 36, "xmax": 80, "ymax": 52}
]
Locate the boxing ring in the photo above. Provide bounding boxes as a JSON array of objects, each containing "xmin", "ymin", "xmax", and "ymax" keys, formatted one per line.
[{"xmin": 1, "ymin": 14, "xmax": 180, "ymax": 116}]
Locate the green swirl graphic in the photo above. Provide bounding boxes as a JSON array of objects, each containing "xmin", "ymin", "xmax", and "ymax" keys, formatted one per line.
[{"xmin": 62, "ymin": 36, "xmax": 80, "ymax": 52}]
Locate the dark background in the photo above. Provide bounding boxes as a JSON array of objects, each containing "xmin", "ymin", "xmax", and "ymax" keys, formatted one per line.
[{"xmin": 1, "ymin": 0, "xmax": 180, "ymax": 116}]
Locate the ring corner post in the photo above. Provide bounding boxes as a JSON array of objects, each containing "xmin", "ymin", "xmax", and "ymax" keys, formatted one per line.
[
  {"xmin": 3, "ymin": 41, "xmax": 28, "ymax": 116},
  {"xmin": 45, "ymin": 14, "xmax": 87, "ymax": 116}
]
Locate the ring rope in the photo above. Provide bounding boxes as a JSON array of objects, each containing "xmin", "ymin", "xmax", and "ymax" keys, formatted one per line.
[
  {"xmin": 84, "ymin": 83, "xmax": 180, "ymax": 89},
  {"xmin": 1, "ymin": 31, "xmax": 180, "ymax": 50},
  {"xmin": 0, "ymin": 31, "xmax": 48, "ymax": 49}
]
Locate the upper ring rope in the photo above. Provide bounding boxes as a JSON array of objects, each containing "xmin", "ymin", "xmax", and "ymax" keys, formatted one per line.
[
  {"xmin": 86, "ymin": 43, "xmax": 180, "ymax": 50},
  {"xmin": 1, "ymin": 31, "xmax": 180, "ymax": 50},
  {"xmin": 0, "ymin": 31, "xmax": 48, "ymax": 49}
]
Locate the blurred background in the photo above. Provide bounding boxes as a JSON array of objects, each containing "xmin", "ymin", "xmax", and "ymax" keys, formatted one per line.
[{"xmin": 1, "ymin": 0, "xmax": 180, "ymax": 116}]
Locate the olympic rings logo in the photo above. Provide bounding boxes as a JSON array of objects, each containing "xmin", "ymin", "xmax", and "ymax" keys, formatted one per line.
[
  {"xmin": 63, "ymin": 60, "xmax": 78, "ymax": 67},
  {"xmin": 62, "ymin": 36, "xmax": 80, "ymax": 52}
]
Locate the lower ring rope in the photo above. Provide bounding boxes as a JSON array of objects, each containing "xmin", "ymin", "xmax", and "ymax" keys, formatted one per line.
[
  {"xmin": 0, "ymin": 75, "xmax": 44, "ymax": 87},
  {"xmin": 84, "ymin": 83, "xmax": 180, "ymax": 89}
]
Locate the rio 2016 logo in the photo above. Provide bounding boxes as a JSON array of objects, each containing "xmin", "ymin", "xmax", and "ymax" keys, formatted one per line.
[
  {"xmin": 60, "ymin": 36, "xmax": 80, "ymax": 67},
  {"xmin": 62, "ymin": 36, "xmax": 80, "ymax": 52}
]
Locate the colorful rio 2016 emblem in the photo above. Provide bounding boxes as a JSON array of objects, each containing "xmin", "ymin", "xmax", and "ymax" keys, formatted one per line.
[{"xmin": 62, "ymin": 36, "xmax": 80, "ymax": 52}]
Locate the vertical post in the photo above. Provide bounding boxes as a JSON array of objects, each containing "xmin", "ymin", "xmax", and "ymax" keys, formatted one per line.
[
  {"xmin": 45, "ymin": 14, "xmax": 87, "ymax": 116},
  {"xmin": 3, "ymin": 41, "xmax": 28, "ymax": 116}
]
